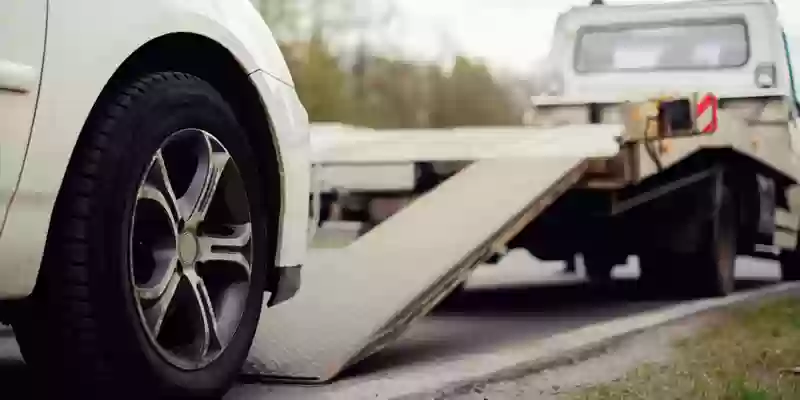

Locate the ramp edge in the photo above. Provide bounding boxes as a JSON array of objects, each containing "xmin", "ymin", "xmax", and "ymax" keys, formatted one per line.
[{"xmin": 343, "ymin": 160, "xmax": 590, "ymax": 372}]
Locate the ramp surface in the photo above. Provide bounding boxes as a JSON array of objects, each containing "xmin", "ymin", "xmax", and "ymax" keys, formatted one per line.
[
  {"xmin": 311, "ymin": 124, "xmax": 623, "ymax": 163},
  {"xmin": 245, "ymin": 157, "xmax": 591, "ymax": 381}
]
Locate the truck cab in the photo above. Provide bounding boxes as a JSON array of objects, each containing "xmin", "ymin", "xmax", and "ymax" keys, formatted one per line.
[{"xmin": 540, "ymin": 0, "xmax": 790, "ymax": 103}]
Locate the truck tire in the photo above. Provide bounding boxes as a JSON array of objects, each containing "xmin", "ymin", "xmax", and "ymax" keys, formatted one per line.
[
  {"xmin": 779, "ymin": 239, "xmax": 800, "ymax": 281},
  {"xmin": 13, "ymin": 72, "xmax": 269, "ymax": 399},
  {"xmin": 583, "ymin": 254, "xmax": 615, "ymax": 283},
  {"xmin": 638, "ymin": 253, "xmax": 678, "ymax": 295},
  {"xmin": 691, "ymin": 184, "xmax": 738, "ymax": 297},
  {"xmin": 779, "ymin": 252, "xmax": 800, "ymax": 281},
  {"xmin": 639, "ymin": 184, "xmax": 737, "ymax": 297}
]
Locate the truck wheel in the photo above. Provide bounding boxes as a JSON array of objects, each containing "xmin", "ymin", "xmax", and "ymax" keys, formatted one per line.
[
  {"xmin": 638, "ymin": 253, "xmax": 670, "ymax": 292},
  {"xmin": 779, "ymin": 247, "xmax": 800, "ymax": 281},
  {"xmin": 692, "ymin": 185, "xmax": 737, "ymax": 297},
  {"xmin": 583, "ymin": 254, "xmax": 615, "ymax": 283},
  {"xmin": 639, "ymin": 185, "xmax": 736, "ymax": 297},
  {"xmin": 13, "ymin": 72, "xmax": 268, "ymax": 399}
]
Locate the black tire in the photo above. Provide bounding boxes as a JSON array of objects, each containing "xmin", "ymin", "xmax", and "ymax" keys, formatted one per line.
[
  {"xmin": 779, "ymin": 250, "xmax": 800, "ymax": 281},
  {"xmin": 583, "ymin": 254, "xmax": 615, "ymax": 283},
  {"xmin": 13, "ymin": 72, "xmax": 269, "ymax": 399},
  {"xmin": 691, "ymin": 184, "xmax": 737, "ymax": 297},
  {"xmin": 638, "ymin": 252, "xmax": 683, "ymax": 296},
  {"xmin": 639, "ymin": 184, "xmax": 737, "ymax": 298},
  {"xmin": 777, "ymin": 190, "xmax": 800, "ymax": 280}
]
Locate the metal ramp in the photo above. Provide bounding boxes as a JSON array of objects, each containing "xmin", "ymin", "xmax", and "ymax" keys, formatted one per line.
[{"xmin": 243, "ymin": 125, "xmax": 624, "ymax": 382}]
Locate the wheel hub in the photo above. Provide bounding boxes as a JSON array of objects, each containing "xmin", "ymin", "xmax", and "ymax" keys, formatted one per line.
[{"xmin": 178, "ymin": 231, "xmax": 199, "ymax": 265}]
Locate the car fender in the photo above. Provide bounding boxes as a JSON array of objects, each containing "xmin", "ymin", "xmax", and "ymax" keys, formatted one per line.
[{"xmin": 0, "ymin": 0, "xmax": 302, "ymax": 298}]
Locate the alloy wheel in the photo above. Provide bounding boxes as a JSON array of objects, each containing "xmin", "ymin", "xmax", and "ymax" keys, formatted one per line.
[{"xmin": 129, "ymin": 128, "xmax": 253, "ymax": 370}]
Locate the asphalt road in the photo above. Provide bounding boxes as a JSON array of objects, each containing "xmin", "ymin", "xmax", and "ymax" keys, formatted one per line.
[
  {"xmin": 0, "ymin": 249, "xmax": 782, "ymax": 398},
  {"xmin": 229, "ymin": 249, "xmax": 781, "ymax": 399}
]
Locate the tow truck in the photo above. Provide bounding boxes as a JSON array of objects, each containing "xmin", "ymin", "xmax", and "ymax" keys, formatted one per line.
[
  {"xmin": 313, "ymin": 0, "xmax": 800, "ymax": 291},
  {"xmin": 241, "ymin": 0, "xmax": 800, "ymax": 385}
]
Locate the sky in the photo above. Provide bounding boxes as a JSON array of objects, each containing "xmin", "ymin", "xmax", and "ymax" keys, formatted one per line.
[{"xmin": 362, "ymin": 0, "xmax": 800, "ymax": 75}]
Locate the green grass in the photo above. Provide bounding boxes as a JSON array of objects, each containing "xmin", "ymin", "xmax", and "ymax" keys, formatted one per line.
[{"xmin": 567, "ymin": 298, "xmax": 800, "ymax": 400}]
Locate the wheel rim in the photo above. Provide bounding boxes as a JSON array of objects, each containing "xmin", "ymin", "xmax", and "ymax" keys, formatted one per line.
[{"xmin": 129, "ymin": 128, "xmax": 253, "ymax": 370}]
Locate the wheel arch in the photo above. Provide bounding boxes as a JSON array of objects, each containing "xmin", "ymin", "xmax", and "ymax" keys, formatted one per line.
[{"xmin": 57, "ymin": 33, "xmax": 284, "ymax": 284}]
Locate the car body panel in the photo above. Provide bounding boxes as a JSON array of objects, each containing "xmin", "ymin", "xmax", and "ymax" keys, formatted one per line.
[
  {"xmin": 249, "ymin": 70, "xmax": 311, "ymax": 268},
  {"xmin": 0, "ymin": 0, "xmax": 310, "ymax": 298},
  {"xmin": 0, "ymin": 0, "xmax": 47, "ymax": 296}
]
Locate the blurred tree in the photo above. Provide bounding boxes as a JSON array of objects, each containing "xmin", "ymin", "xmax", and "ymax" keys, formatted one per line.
[
  {"xmin": 257, "ymin": 0, "xmax": 523, "ymax": 128},
  {"xmin": 257, "ymin": 0, "xmax": 363, "ymax": 42},
  {"xmin": 255, "ymin": 0, "xmax": 303, "ymax": 39},
  {"xmin": 281, "ymin": 34, "xmax": 353, "ymax": 123},
  {"xmin": 429, "ymin": 57, "xmax": 522, "ymax": 127}
]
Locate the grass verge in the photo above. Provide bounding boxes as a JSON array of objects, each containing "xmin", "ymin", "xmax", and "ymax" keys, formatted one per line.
[{"xmin": 567, "ymin": 297, "xmax": 800, "ymax": 400}]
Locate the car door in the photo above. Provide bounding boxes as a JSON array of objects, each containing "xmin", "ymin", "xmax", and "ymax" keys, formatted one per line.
[{"xmin": 0, "ymin": 1, "xmax": 47, "ymax": 232}]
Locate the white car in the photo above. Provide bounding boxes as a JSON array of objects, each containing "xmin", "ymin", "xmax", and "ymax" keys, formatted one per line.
[{"xmin": 0, "ymin": 0, "xmax": 310, "ymax": 398}]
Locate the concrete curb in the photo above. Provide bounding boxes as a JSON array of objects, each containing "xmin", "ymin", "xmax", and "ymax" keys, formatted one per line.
[
  {"xmin": 407, "ymin": 282, "xmax": 800, "ymax": 400},
  {"xmin": 232, "ymin": 282, "xmax": 800, "ymax": 400}
]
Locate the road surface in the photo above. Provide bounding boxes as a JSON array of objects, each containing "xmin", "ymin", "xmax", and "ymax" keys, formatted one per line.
[
  {"xmin": 230, "ymin": 248, "xmax": 780, "ymax": 399},
  {"xmin": 0, "ymin": 248, "xmax": 782, "ymax": 398}
]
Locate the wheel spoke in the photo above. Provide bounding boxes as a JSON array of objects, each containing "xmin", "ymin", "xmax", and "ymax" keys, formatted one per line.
[
  {"xmin": 131, "ymin": 128, "xmax": 252, "ymax": 369},
  {"xmin": 183, "ymin": 136, "xmax": 230, "ymax": 230},
  {"xmin": 152, "ymin": 151, "xmax": 182, "ymax": 221},
  {"xmin": 185, "ymin": 270, "xmax": 222, "ymax": 358},
  {"xmin": 138, "ymin": 183, "xmax": 179, "ymax": 234},
  {"xmin": 136, "ymin": 248, "xmax": 179, "ymax": 300},
  {"xmin": 197, "ymin": 223, "xmax": 252, "ymax": 278},
  {"xmin": 141, "ymin": 271, "xmax": 181, "ymax": 337}
]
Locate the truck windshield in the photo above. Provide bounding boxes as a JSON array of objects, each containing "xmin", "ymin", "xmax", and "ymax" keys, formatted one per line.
[{"xmin": 574, "ymin": 19, "xmax": 749, "ymax": 73}]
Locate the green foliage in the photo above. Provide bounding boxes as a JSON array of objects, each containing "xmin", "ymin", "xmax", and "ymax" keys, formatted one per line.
[
  {"xmin": 281, "ymin": 39, "xmax": 523, "ymax": 128},
  {"xmin": 429, "ymin": 56, "xmax": 522, "ymax": 127},
  {"xmin": 255, "ymin": 0, "xmax": 303, "ymax": 39},
  {"xmin": 257, "ymin": 3, "xmax": 523, "ymax": 128},
  {"xmin": 280, "ymin": 36, "xmax": 351, "ymax": 123}
]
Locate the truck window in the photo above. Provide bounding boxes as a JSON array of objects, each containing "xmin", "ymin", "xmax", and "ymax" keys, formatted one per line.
[{"xmin": 575, "ymin": 18, "xmax": 749, "ymax": 73}]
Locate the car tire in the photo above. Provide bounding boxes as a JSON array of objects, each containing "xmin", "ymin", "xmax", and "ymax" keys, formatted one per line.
[{"xmin": 13, "ymin": 72, "xmax": 269, "ymax": 399}]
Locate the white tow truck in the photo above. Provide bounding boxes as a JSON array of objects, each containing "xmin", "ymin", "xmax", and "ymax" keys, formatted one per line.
[{"xmin": 312, "ymin": 0, "xmax": 800, "ymax": 296}]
